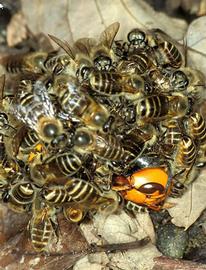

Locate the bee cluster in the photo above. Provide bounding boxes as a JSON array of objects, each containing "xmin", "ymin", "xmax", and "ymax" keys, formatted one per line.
[{"xmin": 0, "ymin": 22, "xmax": 205, "ymax": 252}]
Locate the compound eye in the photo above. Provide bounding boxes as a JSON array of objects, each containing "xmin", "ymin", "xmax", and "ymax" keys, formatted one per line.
[
  {"xmin": 0, "ymin": 3, "xmax": 12, "ymax": 28},
  {"xmin": 73, "ymin": 131, "xmax": 91, "ymax": 147},
  {"xmin": 78, "ymin": 66, "xmax": 91, "ymax": 81},
  {"xmin": 92, "ymin": 112, "xmax": 107, "ymax": 126},
  {"xmin": 138, "ymin": 183, "xmax": 165, "ymax": 194},
  {"xmin": 171, "ymin": 70, "xmax": 189, "ymax": 90},
  {"xmin": 2, "ymin": 191, "xmax": 10, "ymax": 203},
  {"xmin": 45, "ymin": 78, "xmax": 53, "ymax": 89},
  {"xmin": 0, "ymin": 113, "xmax": 8, "ymax": 121},
  {"xmin": 94, "ymin": 56, "xmax": 112, "ymax": 71},
  {"xmin": 127, "ymin": 29, "xmax": 146, "ymax": 45},
  {"xmin": 173, "ymin": 181, "xmax": 184, "ymax": 189},
  {"xmin": 43, "ymin": 123, "xmax": 59, "ymax": 139}
]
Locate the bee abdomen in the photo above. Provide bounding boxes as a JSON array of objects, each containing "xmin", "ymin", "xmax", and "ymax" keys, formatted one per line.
[
  {"xmin": 65, "ymin": 178, "xmax": 100, "ymax": 203},
  {"xmin": 10, "ymin": 183, "xmax": 35, "ymax": 204},
  {"xmin": 55, "ymin": 153, "xmax": 83, "ymax": 176},
  {"xmin": 21, "ymin": 130, "xmax": 39, "ymax": 150},
  {"xmin": 31, "ymin": 221, "xmax": 53, "ymax": 251},
  {"xmin": 96, "ymin": 135, "xmax": 127, "ymax": 161},
  {"xmin": 159, "ymin": 42, "xmax": 182, "ymax": 68},
  {"xmin": 176, "ymin": 136, "xmax": 197, "ymax": 167},
  {"xmin": 164, "ymin": 120, "xmax": 182, "ymax": 145},
  {"xmin": 42, "ymin": 186, "xmax": 70, "ymax": 204},
  {"xmin": 188, "ymin": 113, "xmax": 206, "ymax": 143},
  {"xmin": 122, "ymin": 134, "xmax": 144, "ymax": 157},
  {"xmin": 3, "ymin": 56, "xmax": 24, "ymax": 73},
  {"xmin": 89, "ymin": 71, "xmax": 121, "ymax": 95},
  {"xmin": 137, "ymin": 95, "xmax": 169, "ymax": 120},
  {"xmin": 125, "ymin": 201, "xmax": 148, "ymax": 213},
  {"xmin": 128, "ymin": 53, "xmax": 149, "ymax": 74}
]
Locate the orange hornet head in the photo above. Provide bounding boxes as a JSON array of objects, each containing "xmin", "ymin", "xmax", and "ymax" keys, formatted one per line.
[{"xmin": 112, "ymin": 167, "xmax": 171, "ymax": 211}]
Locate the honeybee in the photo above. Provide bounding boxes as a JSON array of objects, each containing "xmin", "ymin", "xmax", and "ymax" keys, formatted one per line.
[
  {"xmin": 12, "ymin": 80, "xmax": 64, "ymax": 143},
  {"xmin": 126, "ymin": 28, "xmax": 157, "ymax": 50},
  {"xmin": 93, "ymin": 162, "xmax": 113, "ymax": 191},
  {"xmin": 29, "ymin": 199, "xmax": 57, "ymax": 252},
  {"xmin": 0, "ymin": 50, "xmax": 72, "ymax": 75},
  {"xmin": 186, "ymin": 112, "xmax": 206, "ymax": 164},
  {"xmin": 43, "ymin": 53, "xmax": 71, "ymax": 74},
  {"xmin": 179, "ymin": 67, "xmax": 206, "ymax": 104},
  {"xmin": 75, "ymin": 22, "xmax": 120, "ymax": 71},
  {"xmin": 73, "ymin": 127, "xmax": 135, "ymax": 163},
  {"xmin": 149, "ymin": 68, "xmax": 189, "ymax": 93},
  {"xmin": 41, "ymin": 185, "xmax": 71, "ymax": 205},
  {"xmin": 172, "ymin": 135, "xmax": 198, "ymax": 185},
  {"xmin": 121, "ymin": 126, "xmax": 157, "ymax": 159},
  {"xmin": 53, "ymin": 75, "xmax": 110, "ymax": 130},
  {"xmin": 117, "ymin": 50, "xmax": 153, "ymax": 75},
  {"xmin": 2, "ymin": 180, "xmax": 35, "ymax": 213},
  {"xmin": 124, "ymin": 201, "xmax": 149, "ymax": 214},
  {"xmin": 49, "ymin": 22, "xmax": 120, "ymax": 73},
  {"xmin": 0, "ymin": 52, "xmax": 50, "ymax": 74},
  {"xmin": 11, "ymin": 125, "xmax": 43, "ymax": 162},
  {"xmin": 186, "ymin": 113, "xmax": 206, "ymax": 143},
  {"xmin": 169, "ymin": 70, "xmax": 189, "ymax": 92},
  {"xmin": 135, "ymin": 92, "xmax": 189, "ymax": 124},
  {"xmin": 86, "ymin": 70, "xmax": 145, "ymax": 97},
  {"xmin": 65, "ymin": 177, "xmax": 119, "ymax": 215},
  {"xmin": 126, "ymin": 28, "xmax": 183, "ymax": 68},
  {"xmin": 30, "ymin": 151, "xmax": 84, "ymax": 184},
  {"xmin": 19, "ymin": 129, "xmax": 41, "ymax": 150},
  {"xmin": 153, "ymin": 39, "xmax": 183, "ymax": 69},
  {"xmin": 150, "ymin": 29, "xmax": 183, "ymax": 68}
]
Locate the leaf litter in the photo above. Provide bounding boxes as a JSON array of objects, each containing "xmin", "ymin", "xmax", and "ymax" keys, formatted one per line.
[{"xmin": 1, "ymin": 1, "xmax": 206, "ymax": 269}]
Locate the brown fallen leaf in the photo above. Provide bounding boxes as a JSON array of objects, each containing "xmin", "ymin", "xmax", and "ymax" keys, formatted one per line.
[
  {"xmin": 186, "ymin": 16, "xmax": 206, "ymax": 73},
  {"xmin": 6, "ymin": 12, "xmax": 28, "ymax": 47},
  {"xmin": 75, "ymin": 211, "xmax": 160, "ymax": 269},
  {"xmin": 0, "ymin": 213, "xmax": 89, "ymax": 270},
  {"xmin": 167, "ymin": 168, "xmax": 206, "ymax": 229},
  {"xmin": 21, "ymin": 0, "xmax": 187, "ymax": 46}
]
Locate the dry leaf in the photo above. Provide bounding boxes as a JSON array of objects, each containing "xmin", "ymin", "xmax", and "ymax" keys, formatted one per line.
[
  {"xmin": 1, "ymin": 2, "xmax": 206, "ymax": 270},
  {"xmin": 6, "ymin": 12, "xmax": 27, "ymax": 47},
  {"xmin": 186, "ymin": 16, "xmax": 206, "ymax": 73},
  {"xmin": 167, "ymin": 169, "xmax": 206, "ymax": 229},
  {"xmin": 0, "ymin": 214, "xmax": 88, "ymax": 270},
  {"xmin": 74, "ymin": 211, "xmax": 160, "ymax": 269},
  {"xmin": 68, "ymin": 0, "xmax": 187, "ymax": 41},
  {"xmin": 21, "ymin": 0, "xmax": 73, "ymax": 44},
  {"xmin": 20, "ymin": 0, "xmax": 187, "ymax": 45}
]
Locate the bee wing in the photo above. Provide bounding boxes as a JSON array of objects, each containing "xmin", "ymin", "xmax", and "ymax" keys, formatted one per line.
[
  {"xmin": 151, "ymin": 28, "xmax": 181, "ymax": 46},
  {"xmin": 48, "ymin": 34, "xmax": 75, "ymax": 60},
  {"xmin": 7, "ymin": 124, "xmax": 28, "ymax": 157},
  {"xmin": 99, "ymin": 22, "xmax": 120, "ymax": 48},
  {"xmin": 74, "ymin": 38, "xmax": 97, "ymax": 57}
]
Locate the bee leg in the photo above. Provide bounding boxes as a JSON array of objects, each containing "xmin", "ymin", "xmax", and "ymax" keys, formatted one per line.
[
  {"xmin": 102, "ymin": 115, "xmax": 115, "ymax": 133},
  {"xmin": 50, "ymin": 216, "xmax": 59, "ymax": 243},
  {"xmin": 170, "ymin": 180, "xmax": 186, "ymax": 198}
]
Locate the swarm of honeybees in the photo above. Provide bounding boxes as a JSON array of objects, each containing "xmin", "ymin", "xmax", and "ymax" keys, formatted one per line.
[{"xmin": 0, "ymin": 22, "xmax": 205, "ymax": 252}]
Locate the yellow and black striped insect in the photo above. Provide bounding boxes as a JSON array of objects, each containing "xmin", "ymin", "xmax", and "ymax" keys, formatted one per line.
[{"xmin": 29, "ymin": 200, "xmax": 57, "ymax": 252}]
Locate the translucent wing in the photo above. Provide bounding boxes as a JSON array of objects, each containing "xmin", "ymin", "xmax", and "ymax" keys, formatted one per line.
[
  {"xmin": 48, "ymin": 34, "xmax": 75, "ymax": 59},
  {"xmin": 74, "ymin": 37, "xmax": 97, "ymax": 57},
  {"xmin": 99, "ymin": 22, "xmax": 120, "ymax": 48},
  {"xmin": 12, "ymin": 80, "xmax": 55, "ymax": 130}
]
